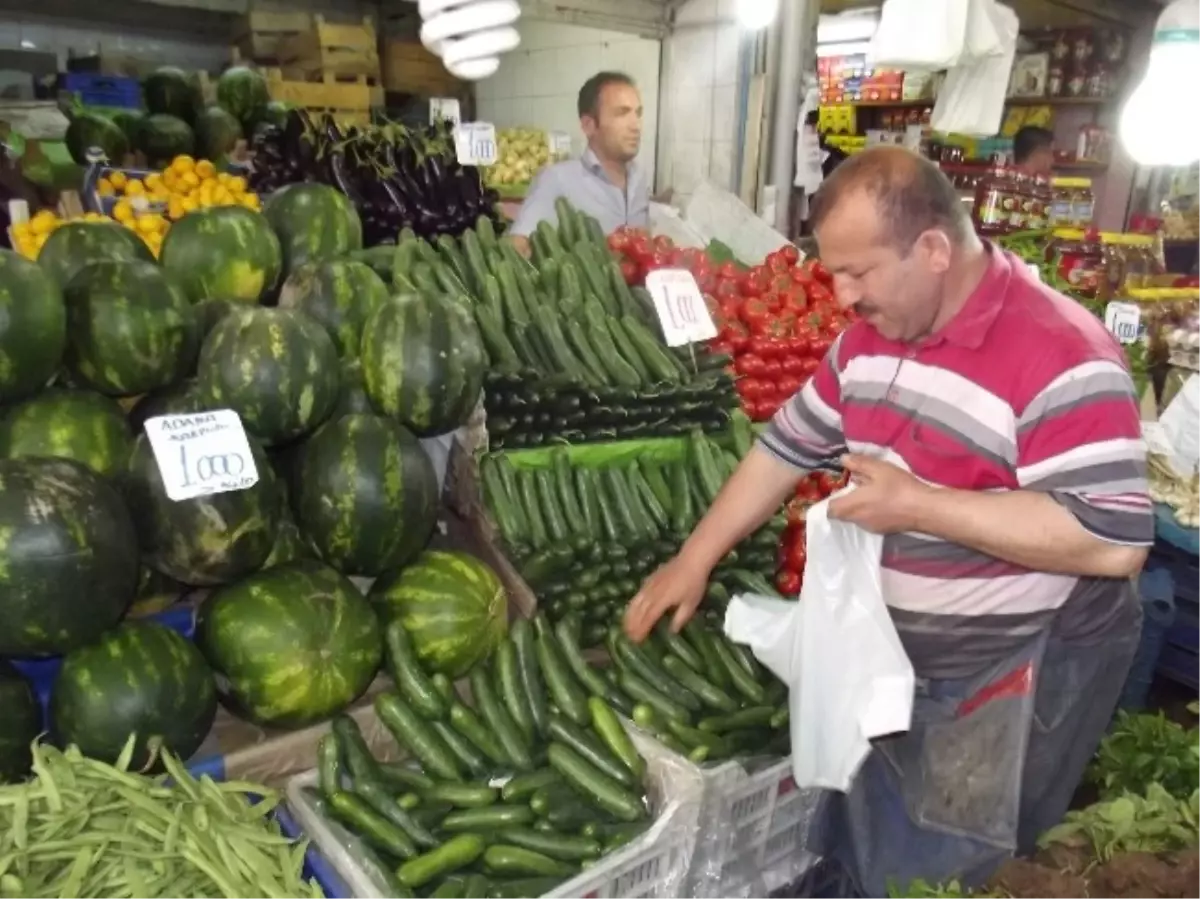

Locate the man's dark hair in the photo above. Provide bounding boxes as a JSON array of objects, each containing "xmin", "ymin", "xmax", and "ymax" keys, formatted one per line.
[
  {"xmin": 578, "ymin": 71, "xmax": 635, "ymax": 120},
  {"xmin": 1013, "ymin": 126, "xmax": 1054, "ymax": 164},
  {"xmin": 809, "ymin": 146, "xmax": 973, "ymax": 250}
]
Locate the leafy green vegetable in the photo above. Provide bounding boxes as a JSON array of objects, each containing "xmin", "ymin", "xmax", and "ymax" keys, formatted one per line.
[
  {"xmin": 1038, "ymin": 784, "xmax": 1199, "ymax": 861},
  {"xmin": 1087, "ymin": 711, "xmax": 1200, "ymax": 801}
]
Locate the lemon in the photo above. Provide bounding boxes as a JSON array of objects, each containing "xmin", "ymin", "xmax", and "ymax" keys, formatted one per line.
[
  {"xmin": 181, "ymin": 170, "xmax": 200, "ymax": 189},
  {"xmin": 112, "ymin": 200, "xmax": 134, "ymax": 223},
  {"xmin": 227, "ymin": 175, "xmax": 247, "ymax": 196},
  {"xmin": 30, "ymin": 214, "xmax": 57, "ymax": 236},
  {"xmin": 172, "ymin": 155, "xmax": 195, "ymax": 174},
  {"xmin": 181, "ymin": 196, "xmax": 199, "ymax": 213},
  {"xmin": 108, "ymin": 170, "xmax": 128, "ymax": 190},
  {"xmin": 136, "ymin": 216, "xmax": 159, "ymax": 235},
  {"xmin": 12, "ymin": 221, "xmax": 30, "ymax": 239},
  {"xmin": 240, "ymin": 193, "xmax": 260, "ymax": 210},
  {"xmin": 124, "ymin": 179, "xmax": 145, "ymax": 197},
  {"xmin": 97, "ymin": 177, "xmax": 115, "ymax": 197},
  {"xmin": 195, "ymin": 160, "xmax": 216, "ymax": 180},
  {"xmin": 145, "ymin": 172, "xmax": 163, "ymax": 188}
]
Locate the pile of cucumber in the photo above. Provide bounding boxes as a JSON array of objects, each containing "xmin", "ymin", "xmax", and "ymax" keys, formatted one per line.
[
  {"xmin": 310, "ymin": 615, "xmax": 655, "ymax": 899},
  {"xmin": 480, "ymin": 420, "xmax": 786, "ymax": 642}
]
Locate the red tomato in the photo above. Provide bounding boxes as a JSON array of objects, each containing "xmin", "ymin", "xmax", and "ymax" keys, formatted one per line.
[
  {"xmin": 627, "ymin": 234, "xmax": 652, "ymax": 264},
  {"xmin": 810, "ymin": 335, "xmax": 833, "ymax": 358},
  {"xmin": 807, "ymin": 282, "xmax": 834, "ymax": 308},
  {"xmin": 716, "ymin": 278, "xmax": 742, "ymax": 301},
  {"xmin": 736, "ymin": 377, "xmax": 769, "ymax": 400},
  {"xmin": 648, "ymin": 250, "xmax": 671, "ymax": 270},
  {"xmin": 620, "ymin": 259, "xmax": 640, "ymax": 285},
  {"xmin": 780, "ymin": 355, "xmax": 806, "ymax": 376},
  {"xmin": 740, "ymin": 297, "xmax": 773, "ymax": 330},
  {"xmin": 708, "ymin": 339, "xmax": 734, "ymax": 356},
  {"xmin": 808, "ymin": 259, "xmax": 833, "ymax": 285},
  {"xmin": 784, "ymin": 498, "xmax": 807, "ymax": 527},
  {"xmin": 767, "ymin": 253, "xmax": 791, "ymax": 274},
  {"xmin": 816, "ymin": 471, "xmax": 839, "ymax": 497},
  {"xmin": 777, "ymin": 373, "xmax": 803, "ymax": 397},
  {"xmin": 722, "ymin": 320, "xmax": 750, "ymax": 352},
  {"xmin": 652, "ymin": 234, "xmax": 674, "ymax": 254},
  {"xmin": 776, "ymin": 569, "xmax": 802, "ymax": 596},
  {"xmin": 718, "ymin": 261, "xmax": 741, "ymax": 281},
  {"xmin": 748, "ymin": 335, "xmax": 776, "ymax": 358},
  {"xmin": 745, "ymin": 398, "xmax": 771, "ymax": 421},
  {"xmin": 786, "ymin": 536, "xmax": 808, "ymax": 574},
  {"xmin": 780, "ymin": 245, "xmax": 800, "ymax": 266},
  {"xmin": 734, "ymin": 353, "xmax": 767, "ymax": 377},
  {"xmin": 760, "ymin": 357, "xmax": 782, "ymax": 379},
  {"xmin": 607, "ymin": 232, "xmax": 629, "ymax": 253},
  {"xmin": 800, "ymin": 357, "xmax": 821, "ymax": 377},
  {"xmin": 718, "ymin": 297, "xmax": 742, "ymax": 320},
  {"xmin": 741, "ymin": 267, "xmax": 770, "ymax": 298}
]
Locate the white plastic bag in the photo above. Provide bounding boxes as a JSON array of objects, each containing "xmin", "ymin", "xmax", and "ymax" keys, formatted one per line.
[
  {"xmin": 723, "ymin": 492, "xmax": 915, "ymax": 791},
  {"xmin": 868, "ymin": 0, "xmax": 969, "ymax": 70},
  {"xmin": 930, "ymin": 0, "xmax": 1018, "ymax": 137}
]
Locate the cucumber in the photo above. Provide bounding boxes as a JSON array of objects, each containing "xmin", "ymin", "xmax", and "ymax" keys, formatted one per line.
[
  {"xmin": 662, "ymin": 655, "xmax": 739, "ymax": 712},
  {"xmin": 534, "ymin": 616, "xmax": 591, "ymax": 726},
  {"xmin": 431, "ymin": 720, "xmax": 491, "ymax": 776},
  {"xmin": 698, "ymin": 706, "xmax": 776, "ymax": 733},
  {"xmin": 547, "ymin": 744, "xmax": 647, "ymax": 823},
  {"xmin": 384, "ymin": 620, "xmax": 447, "ymax": 720},
  {"xmin": 483, "ymin": 844, "xmax": 578, "ymax": 878},
  {"xmin": 331, "ymin": 715, "xmax": 380, "ymax": 783},
  {"xmin": 376, "ymin": 761, "xmax": 435, "ymax": 793},
  {"xmin": 317, "ymin": 733, "xmax": 342, "ymax": 799},
  {"xmin": 470, "ymin": 666, "xmax": 534, "ymax": 770},
  {"xmin": 497, "ymin": 637, "xmax": 536, "ymax": 743},
  {"xmin": 486, "ymin": 877, "xmax": 563, "ymax": 898},
  {"xmin": 431, "ymin": 876, "xmax": 466, "ymax": 898},
  {"xmin": 352, "ymin": 777, "xmax": 439, "ymax": 850},
  {"xmin": 512, "ymin": 618, "xmax": 550, "ymax": 738},
  {"xmin": 500, "ymin": 768, "xmax": 561, "ymax": 803},
  {"xmin": 375, "ymin": 693, "xmax": 464, "ymax": 781},
  {"xmin": 327, "ymin": 790, "xmax": 418, "ymax": 860},
  {"xmin": 442, "ymin": 805, "xmax": 535, "ymax": 833},
  {"xmin": 547, "ymin": 712, "xmax": 636, "ymax": 788},
  {"xmin": 554, "ymin": 618, "xmax": 622, "ymax": 704},
  {"xmin": 612, "ymin": 633, "xmax": 701, "ymax": 712},
  {"xmin": 710, "ymin": 635, "xmax": 767, "ymax": 704},
  {"xmin": 397, "ymin": 834, "xmax": 486, "ymax": 889},
  {"xmin": 616, "ymin": 669, "xmax": 691, "ymax": 725},
  {"xmin": 422, "ymin": 781, "xmax": 499, "ymax": 808},
  {"xmin": 587, "ymin": 696, "xmax": 646, "ymax": 781},
  {"xmin": 497, "ymin": 827, "xmax": 602, "ymax": 861}
]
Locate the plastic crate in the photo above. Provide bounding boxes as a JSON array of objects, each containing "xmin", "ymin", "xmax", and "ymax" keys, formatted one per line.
[
  {"xmin": 275, "ymin": 801, "xmax": 350, "ymax": 897},
  {"xmin": 1149, "ymin": 538, "xmax": 1199, "ymax": 689},
  {"xmin": 1119, "ymin": 565, "xmax": 1178, "ymax": 710},
  {"xmin": 60, "ymin": 73, "xmax": 142, "ymax": 109}
]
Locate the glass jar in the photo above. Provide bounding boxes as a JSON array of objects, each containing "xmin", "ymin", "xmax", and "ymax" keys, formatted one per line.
[
  {"xmin": 1047, "ymin": 228, "xmax": 1105, "ymax": 299},
  {"xmin": 1026, "ymin": 174, "xmax": 1052, "ymax": 230},
  {"xmin": 974, "ymin": 165, "xmax": 1017, "ymax": 235},
  {"xmin": 1051, "ymin": 177, "xmax": 1095, "ymax": 228},
  {"xmin": 1009, "ymin": 172, "xmax": 1033, "ymax": 231}
]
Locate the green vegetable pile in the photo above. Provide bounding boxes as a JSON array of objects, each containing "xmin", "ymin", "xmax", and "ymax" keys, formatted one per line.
[
  {"xmin": 481, "ymin": 414, "xmax": 786, "ymax": 643},
  {"xmin": 313, "ymin": 614, "xmax": 655, "ymax": 899},
  {"xmin": 1087, "ymin": 710, "xmax": 1199, "ymax": 802},
  {"xmin": 1038, "ymin": 784, "xmax": 1199, "ymax": 861},
  {"xmin": 0, "ymin": 736, "xmax": 320, "ymax": 898}
]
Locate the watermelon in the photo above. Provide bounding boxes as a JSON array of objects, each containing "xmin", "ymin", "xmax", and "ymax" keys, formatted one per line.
[
  {"xmin": 216, "ymin": 66, "xmax": 270, "ymax": 129},
  {"xmin": 130, "ymin": 565, "xmax": 188, "ymax": 617},
  {"xmin": 65, "ymin": 110, "xmax": 128, "ymax": 165},
  {"xmin": 143, "ymin": 66, "xmax": 199, "ymax": 121},
  {"xmin": 62, "ymin": 260, "xmax": 199, "ymax": 397},
  {"xmin": 278, "ymin": 260, "xmax": 388, "ymax": 357},
  {"xmin": 292, "ymin": 414, "xmax": 437, "ymax": 577},
  {"xmin": 0, "ymin": 662, "xmax": 39, "ymax": 782},
  {"xmin": 122, "ymin": 431, "xmax": 280, "ymax": 585},
  {"xmin": 260, "ymin": 101, "xmax": 291, "ymax": 130},
  {"xmin": 368, "ymin": 550, "xmax": 508, "ymax": 678},
  {"xmin": 0, "ymin": 249, "xmax": 66, "ymax": 404},
  {"xmin": 127, "ymin": 379, "xmax": 202, "ymax": 433},
  {"xmin": 263, "ymin": 508, "xmax": 308, "ymax": 569},
  {"xmin": 0, "ymin": 457, "xmax": 139, "ymax": 657},
  {"xmin": 196, "ymin": 560, "xmax": 382, "ymax": 728},
  {"xmin": 197, "ymin": 306, "xmax": 339, "ymax": 446},
  {"xmin": 334, "ymin": 357, "xmax": 373, "ymax": 418},
  {"xmin": 160, "ymin": 205, "xmax": 282, "ymax": 305},
  {"xmin": 346, "ymin": 247, "xmax": 395, "ymax": 285},
  {"xmin": 109, "ymin": 109, "xmax": 145, "ymax": 146},
  {"xmin": 264, "ymin": 183, "xmax": 364, "ymax": 275},
  {"xmin": 37, "ymin": 220, "xmax": 154, "ymax": 291},
  {"xmin": 0, "ymin": 388, "xmax": 133, "ymax": 478},
  {"xmin": 361, "ymin": 293, "xmax": 486, "ymax": 437},
  {"xmin": 50, "ymin": 620, "xmax": 217, "ymax": 769},
  {"xmin": 137, "ymin": 114, "xmax": 195, "ymax": 167},
  {"xmin": 195, "ymin": 105, "xmax": 243, "ymax": 161}
]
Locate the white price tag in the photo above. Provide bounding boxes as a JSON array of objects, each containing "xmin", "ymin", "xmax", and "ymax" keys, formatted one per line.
[
  {"xmin": 1027, "ymin": 262, "xmax": 1041, "ymax": 281},
  {"xmin": 547, "ymin": 131, "xmax": 572, "ymax": 157},
  {"xmin": 144, "ymin": 410, "xmax": 260, "ymax": 502},
  {"xmin": 454, "ymin": 122, "xmax": 497, "ymax": 166},
  {"xmin": 1104, "ymin": 301, "xmax": 1141, "ymax": 345},
  {"xmin": 429, "ymin": 98, "xmax": 461, "ymax": 126},
  {"xmin": 644, "ymin": 269, "xmax": 717, "ymax": 347}
]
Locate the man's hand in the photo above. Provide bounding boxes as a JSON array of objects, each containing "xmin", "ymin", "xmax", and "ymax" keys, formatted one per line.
[
  {"xmin": 827, "ymin": 454, "xmax": 930, "ymax": 534},
  {"xmin": 509, "ymin": 234, "xmax": 532, "ymax": 258},
  {"xmin": 623, "ymin": 553, "xmax": 712, "ymax": 642}
]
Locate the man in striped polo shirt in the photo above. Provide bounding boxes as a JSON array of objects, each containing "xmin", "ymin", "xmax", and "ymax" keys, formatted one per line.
[{"xmin": 624, "ymin": 147, "xmax": 1151, "ymax": 893}]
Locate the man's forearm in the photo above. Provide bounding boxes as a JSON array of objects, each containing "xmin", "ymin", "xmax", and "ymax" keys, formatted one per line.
[
  {"xmin": 679, "ymin": 446, "xmax": 804, "ymax": 571},
  {"xmin": 910, "ymin": 488, "xmax": 1148, "ymax": 578}
]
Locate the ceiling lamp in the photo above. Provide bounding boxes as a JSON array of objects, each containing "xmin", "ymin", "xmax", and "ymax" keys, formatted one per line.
[
  {"xmin": 736, "ymin": 0, "xmax": 780, "ymax": 31},
  {"xmin": 419, "ymin": 0, "xmax": 521, "ymax": 81}
]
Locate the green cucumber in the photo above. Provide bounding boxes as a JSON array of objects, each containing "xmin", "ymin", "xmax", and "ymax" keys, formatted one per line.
[
  {"xmin": 470, "ymin": 666, "xmax": 534, "ymax": 770},
  {"xmin": 547, "ymin": 744, "xmax": 647, "ymax": 823},
  {"xmin": 422, "ymin": 781, "xmax": 499, "ymax": 808},
  {"xmin": 512, "ymin": 617, "xmax": 550, "ymax": 738},
  {"xmin": 397, "ymin": 834, "xmax": 486, "ymax": 889},
  {"xmin": 317, "ymin": 733, "xmax": 342, "ymax": 799},
  {"xmin": 548, "ymin": 712, "xmax": 635, "ymax": 788},
  {"xmin": 431, "ymin": 721, "xmax": 491, "ymax": 777},
  {"xmin": 662, "ymin": 655, "xmax": 739, "ymax": 712},
  {"xmin": 587, "ymin": 696, "xmax": 645, "ymax": 781},
  {"xmin": 375, "ymin": 693, "xmax": 463, "ymax": 781},
  {"xmin": 500, "ymin": 768, "xmax": 561, "ymax": 803},
  {"xmin": 327, "ymin": 790, "xmax": 418, "ymax": 860},
  {"xmin": 497, "ymin": 827, "xmax": 602, "ymax": 861},
  {"xmin": 384, "ymin": 620, "xmax": 447, "ymax": 720},
  {"xmin": 534, "ymin": 615, "xmax": 591, "ymax": 726},
  {"xmin": 497, "ymin": 637, "xmax": 536, "ymax": 743},
  {"xmin": 442, "ymin": 805, "xmax": 535, "ymax": 833},
  {"xmin": 698, "ymin": 706, "xmax": 776, "ymax": 733},
  {"xmin": 447, "ymin": 702, "xmax": 509, "ymax": 768},
  {"xmin": 483, "ymin": 844, "xmax": 578, "ymax": 878},
  {"xmin": 352, "ymin": 777, "xmax": 438, "ymax": 850}
]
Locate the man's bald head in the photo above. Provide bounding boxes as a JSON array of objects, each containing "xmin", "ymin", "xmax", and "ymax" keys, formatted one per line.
[{"xmin": 810, "ymin": 146, "xmax": 973, "ymax": 251}]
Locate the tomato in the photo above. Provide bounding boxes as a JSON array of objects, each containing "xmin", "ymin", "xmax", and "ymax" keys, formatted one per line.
[
  {"xmin": 808, "ymin": 259, "xmax": 833, "ymax": 285},
  {"xmin": 739, "ymin": 297, "xmax": 773, "ymax": 330},
  {"xmin": 647, "ymin": 250, "xmax": 671, "ymax": 270},
  {"xmin": 607, "ymin": 231, "xmax": 630, "ymax": 254},
  {"xmin": 652, "ymin": 234, "xmax": 674, "ymax": 254},
  {"xmin": 767, "ymin": 252, "xmax": 791, "ymax": 274},
  {"xmin": 760, "ymin": 357, "xmax": 782, "ymax": 379},
  {"xmin": 734, "ymin": 353, "xmax": 767, "ymax": 377},
  {"xmin": 741, "ymin": 267, "xmax": 770, "ymax": 298},
  {"xmin": 816, "ymin": 471, "xmax": 839, "ymax": 497},
  {"xmin": 807, "ymin": 282, "xmax": 834, "ymax": 308},
  {"xmin": 810, "ymin": 335, "xmax": 833, "ymax": 358},
  {"xmin": 780, "ymin": 245, "xmax": 800, "ymax": 266},
  {"xmin": 627, "ymin": 234, "xmax": 652, "ymax": 264},
  {"xmin": 722, "ymin": 320, "xmax": 750, "ymax": 352},
  {"xmin": 718, "ymin": 261, "xmax": 741, "ymax": 281},
  {"xmin": 620, "ymin": 259, "xmax": 640, "ymax": 285},
  {"xmin": 777, "ymin": 373, "xmax": 803, "ymax": 397},
  {"xmin": 785, "ymin": 535, "xmax": 808, "ymax": 574},
  {"xmin": 736, "ymin": 377, "xmax": 769, "ymax": 400},
  {"xmin": 776, "ymin": 569, "xmax": 802, "ymax": 596},
  {"xmin": 800, "ymin": 357, "xmax": 821, "ymax": 377},
  {"xmin": 708, "ymin": 339, "xmax": 734, "ymax": 357},
  {"xmin": 748, "ymin": 335, "xmax": 777, "ymax": 358},
  {"xmin": 744, "ymin": 397, "xmax": 771, "ymax": 421},
  {"xmin": 780, "ymin": 355, "xmax": 806, "ymax": 377},
  {"xmin": 784, "ymin": 498, "xmax": 807, "ymax": 527}
]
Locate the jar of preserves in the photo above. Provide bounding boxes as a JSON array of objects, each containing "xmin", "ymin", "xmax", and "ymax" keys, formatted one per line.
[
  {"xmin": 1009, "ymin": 172, "xmax": 1032, "ymax": 230},
  {"xmin": 1049, "ymin": 177, "xmax": 1078, "ymax": 227},
  {"xmin": 1051, "ymin": 177, "xmax": 1095, "ymax": 228},
  {"xmin": 1047, "ymin": 228, "xmax": 1105, "ymax": 299},
  {"xmin": 974, "ymin": 165, "xmax": 1017, "ymax": 235},
  {"xmin": 1027, "ymin": 175, "xmax": 1052, "ymax": 229}
]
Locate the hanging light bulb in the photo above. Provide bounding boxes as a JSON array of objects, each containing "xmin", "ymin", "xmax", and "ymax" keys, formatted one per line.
[
  {"xmin": 736, "ymin": 0, "xmax": 780, "ymax": 31},
  {"xmin": 1119, "ymin": 0, "xmax": 1200, "ymax": 167},
  {"xmin": 419, "ymin": 0, "xmax": 521, "ymax": 82}
]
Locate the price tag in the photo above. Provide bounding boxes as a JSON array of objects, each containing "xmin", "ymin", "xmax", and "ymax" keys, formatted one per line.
[
  {"xmin": 1027, "ymin": 262, "xmax": 1041, "ymax": 281},
  {"xmin": 644, "ymin": 269, "xmax": 717, "ymax": 347},
  {"xmin": 454, "ymin": 122, "xmax": 497, "ymax": 166},
  {"xmin": 144, "ymin": 410, "xmax": 260, "ymax": 502},
  {"xmin": 547, "ymin": 131, "xmax": 572, "ymax": 157},
  {"xmin": 429, "ymin": 98, "xmax": 461, "ymax": 126},
  {"xmin": 1104, "ymin": 301, "xmax": 1141, "ymax": 344}
]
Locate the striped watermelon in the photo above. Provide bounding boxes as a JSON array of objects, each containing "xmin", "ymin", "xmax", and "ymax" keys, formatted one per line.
[
  {"xmin": 0, "ymin": 457, "xmax": 139, "ymax": 657},
  {"xmin": 50, "ymin": 620, "xmax": 216, "ymax": 769},
  {"xmin": 0, "ymin": 249, "xmax": 66, "ymax": 405},
  {"xmin": 292, "ymin": 413, "xmax": 437, "ymax": 577},
  {"xmin": 127, "ymin": 379, "xmax": 202, "ymax": 434},
  {"xmin": 122, "ymin": 432, "xmax": 280, "ymax": 585},
  {"xmin": 197, "ymin": 307, "xmax": 340, "ymax": 446},
  {"xmin": 196, "ymin": 560, "xmax": 382, "ymax": 728},
  {"xmin": 360, "ymin": 292, "xmax": 486, "ymax": 437},
  {"xmin": 215, "ymin": 66, "xmax": 270, "ymax": 131},
  {"xmin": 263, "ymin": 509, "xmax": 308, "ymax": 569},
  {"xmin": 368, "ymin": 550, "xmax": 508, "ymax": 678},
  {"xmin": 62, "ymin": 260, "xmax": 199, "ymax": 397},
  {"xmin": 37, "ymin": 221, "xmax": 153, "ymax": 290},
  {"xmin": 277, "ymin": 260, "xmax": 388, "ymax": 357},
  {"xmin": 264, "ymin": 183, "xmax": 363, "ymax": 275},
  {"xmin": 159, "ymin": 205, "xmax": 282, "ymax": 305},
  {"xmin": 333, "ymin": 357, "xmax": 373, "ymax": 419},
  {"xmin": 0, "ymin": 662, "xmax": 39, "ymax": 782},
  {"xmin": 0, "ymin": 388, "xmax": 133, "ymax": 478}
]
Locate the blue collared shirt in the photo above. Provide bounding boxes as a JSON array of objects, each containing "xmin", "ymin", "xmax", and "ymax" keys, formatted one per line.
[{"xmin": 510, "ymin": 148, "xmax": 649, "ymax": 237}]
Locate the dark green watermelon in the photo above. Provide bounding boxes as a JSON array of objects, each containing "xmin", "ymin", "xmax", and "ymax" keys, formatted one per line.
[
  {"xmin": 194, "ymin": 105, "xmax": 243, "ymax": 161},
  {"xmin": 197, "ymin": 306, "xmax": 339, "ymax": 446},
  {"xmin": 361, "ymin": 293, "xmax": 486, "ymax": 437},
  {"xmin": 263, "ymin": 508, "xmax": 308, "ymax": 569},
  {"xmin": 62, "ymin": 260, "xmax": 199, "ymax": 397},
  {"xmin": 195, "ymin": 298, "xmax": 237, "ymax": 341},
  {"xmin": 50, "ymin": 621, "xmax": 216, "ymax": 769},
  {"xmin": 278, "ymin": 260, "xmax": 388, "ymax": 357},
  {"xmin": 0, "ymin": 661, "xmax": 39, "ymax": 782},
  {"xmin": 368, "ymin": 550, "xmax": 508, "ymax": 678},
  {"xmin": 143, "ymin": 66, "xmax": 199, "ymax": 121},
  {"xmin": 122, "ymin": 430, "xmax": 279, "ymax": 585},
  {"xmin": 0, "ymin": 388, "xmax": 133, "ymax": 478},
  {"xmin": 160, "ymin": 205, "xmax": 282, "ymax": 305},
  {"xmin": 0, "ymin": 249, "xmax": 66, "ymax": 404},
  {"xmin": 0, "ymin": 457, "xmax": 139, "ymax": 656},
  {"xmin": 216, "ymin": 66, "xmax": 270, "ymax": 129},
  {"xmin": 126, "ymin": 379, "xmax": 202, "ymax": 434},
  {"xmin": 264, "ymin": 183, "xmax": 364, "ymax": 275},
  {"xmin": 334, "ymin": 357, "xmax": 373, "ymax": 418},
  {"xmin": 260, "ymin": 101, "xmax": 291, "ymax": 130},
  {"xmin": 196, "ymin": 560, "xmax": 382, "ymax": 728},
  {"xmin": 136, "ymin": 114, "xmax": 195, "ymax": 167},
  {"xmin": 65, "ymin": 111, "xmax": 129, "ymax": 165},
  {"xmin": 37, "ymin": 220, "xmax": 154, "ymax": 291},
  {"xmin": 130, "ymin": 565, "xmax": 188, "ymax": 617},
  {"xmin": 292, "ymin": 414, "xmax": 437, "ymax": 577},
  {"xmin": 346, "ymin": 247, "xmax": 395, "ymax": 285},
  {"xmin": 109, "ymin": 109, "xmax": 145, "ymax": 146}
]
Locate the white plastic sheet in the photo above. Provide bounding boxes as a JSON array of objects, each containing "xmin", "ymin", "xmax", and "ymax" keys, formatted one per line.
[
  {"xmin": 930, "ymin": 1, "xmax": 1019, "ymax": 137},
  {"xmin": 723, "ymin": 492, "xmax": 915, "ymax": 791},
  {"xmin": 679, "ymin": 181, "xmax": 793, "ymax": 265},
  {"xmin": 868, "ymin": 0, "xmax": 969, "ymax": 70}
]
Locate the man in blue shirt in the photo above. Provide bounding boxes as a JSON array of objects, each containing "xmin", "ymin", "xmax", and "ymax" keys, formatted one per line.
[{"xmin": 509, "ymin": 71, "xmax": 650, "ymax": 254}]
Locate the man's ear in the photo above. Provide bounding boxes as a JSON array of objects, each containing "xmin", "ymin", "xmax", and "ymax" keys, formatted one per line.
[
  {"xmin": 580, "ymin": 115, "xmax": 597, "ymax": 140},
  {"xmin": 915, "ymin": 229, "xmax": 954, "ymax": 275}
]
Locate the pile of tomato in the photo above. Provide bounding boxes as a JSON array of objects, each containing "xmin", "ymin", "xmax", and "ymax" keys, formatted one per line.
[{"xmin": 775, "ymin": 468, "xmax": 850, "ymax": 596}]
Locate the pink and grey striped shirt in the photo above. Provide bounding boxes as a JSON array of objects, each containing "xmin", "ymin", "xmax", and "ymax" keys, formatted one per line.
[{"xmin": 760, "ymin": 245, "xmax": 1151, "ymax": 679}]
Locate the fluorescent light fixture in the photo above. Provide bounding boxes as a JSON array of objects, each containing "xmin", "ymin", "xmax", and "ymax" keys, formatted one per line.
[{"xmin": 736, "ymin": 0, "xmax": 779, "ymax": 31}]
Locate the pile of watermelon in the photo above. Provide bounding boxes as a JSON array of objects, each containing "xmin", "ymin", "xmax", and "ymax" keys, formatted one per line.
[{"xmin": 0, "ymin": 183, "xmax": 504, "ymax": 782}]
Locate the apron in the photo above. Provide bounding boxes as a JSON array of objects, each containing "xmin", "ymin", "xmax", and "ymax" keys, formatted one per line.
[{"xmin": 814, "ymin": 594, "xmax": 1143, "ymax": 896}]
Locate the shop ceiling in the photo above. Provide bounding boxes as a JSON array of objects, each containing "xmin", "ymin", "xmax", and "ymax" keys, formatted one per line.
[{"xmin": 818, "ymin": 0, "xmax": 1162, "ymax": 29}]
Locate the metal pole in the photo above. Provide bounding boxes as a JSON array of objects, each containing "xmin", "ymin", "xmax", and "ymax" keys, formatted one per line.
[{"xmin": 769, "ymin": 0, "xmax": 818, "ymax": 233}]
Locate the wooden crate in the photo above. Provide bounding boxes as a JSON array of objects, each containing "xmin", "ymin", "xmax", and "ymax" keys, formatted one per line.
[
  {"xmin": 380, "ymin": 39, "xmax": 463, "ymax": 96},
  {"xmin": 278, "ymin": 16, "xmax": 380, "ymax": 83},
  {"xmin": 262, "ymin": 68, "xmax": 380, "ymax": 127},
  {"xmin": 232, "ymin": 11, "xmax": 312, "ymax": 64}
]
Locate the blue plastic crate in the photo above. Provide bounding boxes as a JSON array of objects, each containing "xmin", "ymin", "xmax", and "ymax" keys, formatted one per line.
[
  {"xmin": 1119, "ymin": 566, "xmax": 1178, "ymax": 710},
  {"xmin": 1148, "ymin": 536, "xmax": 1199, "ymax": 690},
  {"xmin": 60, "ymin": 73, "xmax": 142, "ymax": 109}
]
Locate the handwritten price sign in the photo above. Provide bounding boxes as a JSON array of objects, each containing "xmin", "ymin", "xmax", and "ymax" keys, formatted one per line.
[
  {"xmin": 454, "ymin": 122, "xmax": 497, "ymax": 166},
  {"xmin": 1104, "ymin": 301, "xmax": 1141, "ymax": 345},
  {"xmin": 144, "ymin": 409, "xmax": 259, "ymax": 502},
  {"xmin": 547, "ymin": 131, "xmax": 573, "ymax": 158},
  {"xmin": 644, "ymin": 269, "xmax": 717, "ymax": 347},
  {"xmin": 429, "ymin": 98, "xmax": 462, "ymax": 126}
]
